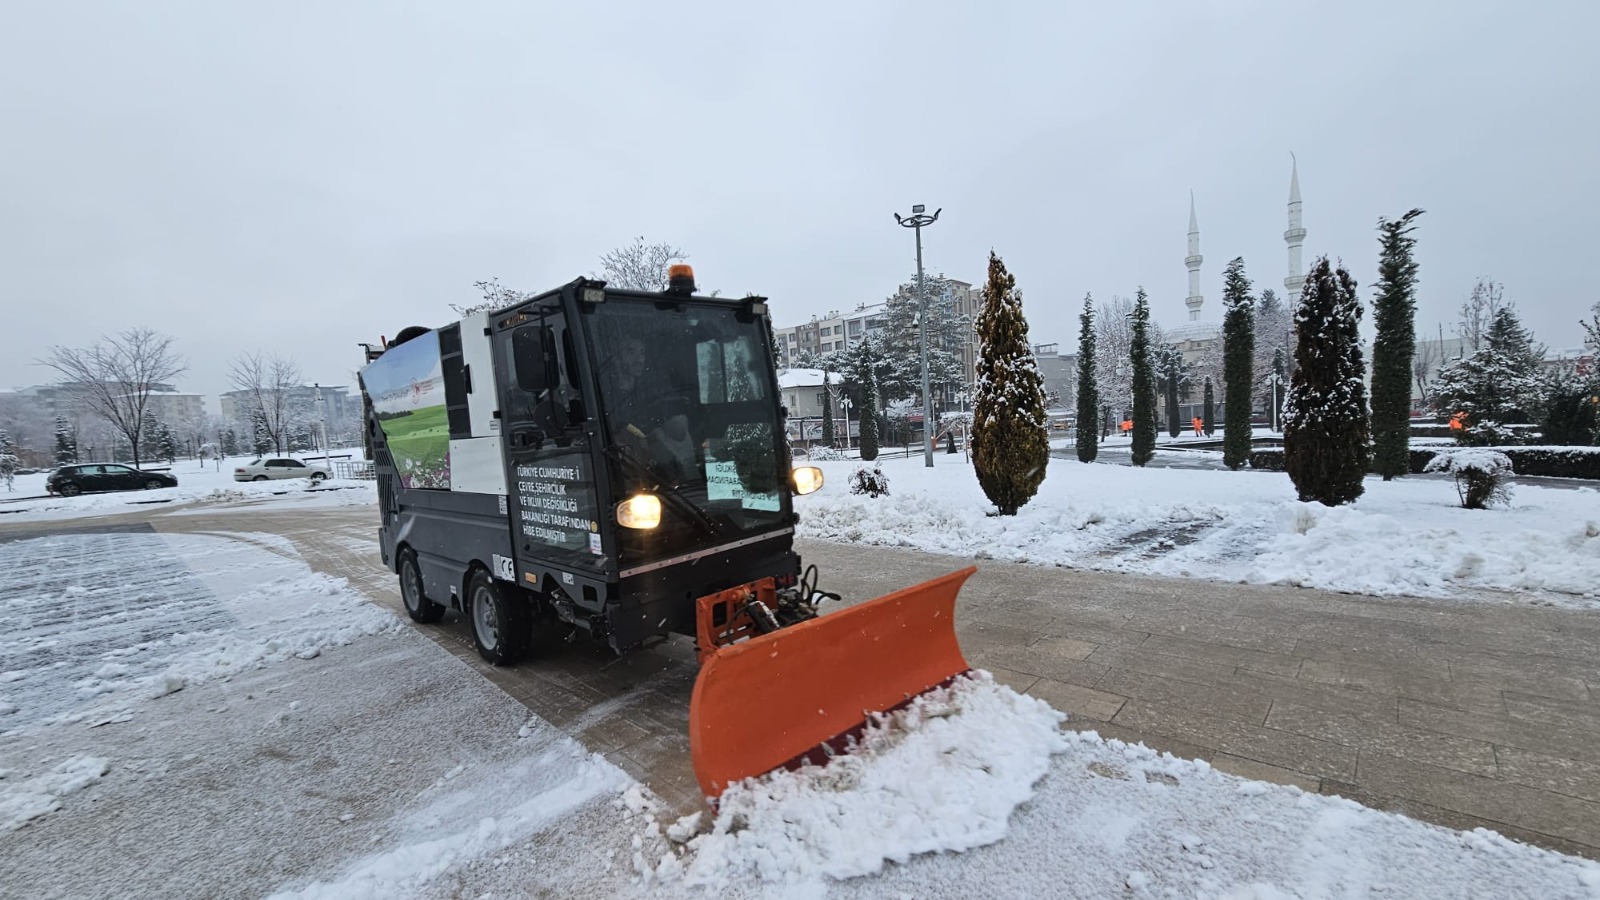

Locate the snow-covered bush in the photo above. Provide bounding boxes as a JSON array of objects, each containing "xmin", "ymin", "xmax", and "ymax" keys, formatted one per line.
[
  {"xmin": 1459, "ymin": 419, "xmax": 1530, "ymax": 447},
  {"xmin": 1425, "ymin": 449, "xmax": 1514, "ymax": 509},
  {"xmin": 806, "ymin": 446, "xmax": 847, "ymax": 462},
  {"xmin": 848, "ymin": 465, "xmax": 890, "ymax": 498}
]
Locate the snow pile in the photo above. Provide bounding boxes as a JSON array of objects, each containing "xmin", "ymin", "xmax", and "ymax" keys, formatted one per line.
[
  {"xmin": 0, "ymin": 755, "xmax": 110, "ymax": 831},
  {"xmin": 797, "ymin": 456, "xmax": 1600, "ymax": 604},
  {"xmin": 678, "ymin": 672, "xmax": 1068, "ymax": 889}
]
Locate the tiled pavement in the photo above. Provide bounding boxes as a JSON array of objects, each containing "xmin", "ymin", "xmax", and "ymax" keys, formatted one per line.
[{"xmin": 11, "ymin": 505, "xmax": 1595, "ymax": 860}]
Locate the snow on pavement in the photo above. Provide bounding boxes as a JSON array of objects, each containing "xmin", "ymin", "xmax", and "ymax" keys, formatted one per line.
[
  {"xmin": 4, "ymin": 528, "xmax": 1599, "ymax": 897},
  {"xmin": 801, "ymin": 455, "xmax": 1600, "ymax": 606},
  {"xmin": 0, "ymin": 531, "xmax": 396, "ymax": 734}
]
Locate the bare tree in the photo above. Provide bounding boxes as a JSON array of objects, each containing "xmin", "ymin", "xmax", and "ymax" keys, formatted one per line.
[
  {"xmin": 38, "ymin": 328, "xmax": 187, "ymax": 468},
  {"xmin": 1583, "ymin": 300, "xmax": 1599, "ymax": 351},
  {"xmin": 595, "ymin": 236, "xmax": 687, "ymax": 291},
  {"xmin": 1457, "ymin": 278, "xmax": 1506, "ymax": 352},
  {"xmin": 1092, "ymin": 295, "xmax": 1167, "ymax": 418},
  {"xmin": 229, "ymin": 351, "xmax": 305, "ymax": 455},
  {"xmin": 452, "ymin": 277, "xmax": 531, "ymax": 318},
  {"xmin": 1412, "ymin": 331, "xmax": 1442, "ymax": 409}
]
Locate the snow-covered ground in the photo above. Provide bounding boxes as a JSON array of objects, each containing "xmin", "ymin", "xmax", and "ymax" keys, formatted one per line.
[
  {"xmin": 0, "ymin": 454, "xmax": 375, "ymax": 521},
  {"xmin": 803, "ymin": 454, "xmax": 1600, "ymax": 606},
  {"xmin": 5, "ymin": 523, "xmax": 1600, "ymax": 897}
]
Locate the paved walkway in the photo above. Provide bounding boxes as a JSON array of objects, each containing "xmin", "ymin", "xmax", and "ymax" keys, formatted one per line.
[{"xmin": 8, "ymin": 503, "xmax": 1599, "ymax": 860}]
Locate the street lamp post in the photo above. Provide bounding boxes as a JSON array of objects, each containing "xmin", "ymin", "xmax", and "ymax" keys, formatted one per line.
[
  {"xmin": 1267, "ymin": 373, "xmax": 1281, "ymax": 432},
  {"xmin": 838, "ymin": 396, "xmax": 853, "ymax": 451},
  {"xmin": 895, "ymin": 204, "xmax": 941, "ymax": 468}
]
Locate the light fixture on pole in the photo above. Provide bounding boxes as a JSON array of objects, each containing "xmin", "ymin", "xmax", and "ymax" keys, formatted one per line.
[
  {"xmin": 894, "ymin": 204, "xmax": 941, "ymax": 468},
  {"xmin": 838, "ymin": 395, "xmax": 853, "ymax": 450}
]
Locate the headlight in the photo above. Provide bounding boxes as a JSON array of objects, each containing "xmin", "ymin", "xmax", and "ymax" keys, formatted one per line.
[
  {"xmin": 792, "ymin": 466, "xmax": 824, "ymax": 496},
  {"xmin": 615, "ymin": 493, "xmax": 662, "ymax": 529}
]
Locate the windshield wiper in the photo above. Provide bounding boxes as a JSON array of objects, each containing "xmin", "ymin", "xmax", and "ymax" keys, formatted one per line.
[{"xmin": 605, "ymin": 444, "xmax": 723, "ymax": 538}]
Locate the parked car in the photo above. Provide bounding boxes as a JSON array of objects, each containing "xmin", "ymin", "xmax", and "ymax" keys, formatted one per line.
[
  {"xmin": 234, "ymin": 458, "xmax": 331, "ymax": 483},
  {"xmin": 47, "ymin": 464, "xmax": 179, "ymax": 496}
]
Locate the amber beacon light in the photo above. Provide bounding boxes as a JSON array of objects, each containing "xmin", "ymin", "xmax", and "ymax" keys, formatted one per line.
[{"xmin": 667, "ymin": 264, "xmax": 697, "ymax": 294}]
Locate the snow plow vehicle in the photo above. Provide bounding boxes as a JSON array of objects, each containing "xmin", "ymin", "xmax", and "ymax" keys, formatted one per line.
[{"xmin": 358, "ymin": 266, "xmax": 975, "ymax": 798}]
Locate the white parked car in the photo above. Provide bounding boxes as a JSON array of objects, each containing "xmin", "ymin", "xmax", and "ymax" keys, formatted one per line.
[{"xmin": 234, "ymin": 458, "xmax": 331, "ymax": 483}]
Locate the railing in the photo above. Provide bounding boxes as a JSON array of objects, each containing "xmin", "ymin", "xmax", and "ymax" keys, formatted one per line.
[{"xmin": 331, "ymin": 459, "xmax": 376, "ymax": 480}]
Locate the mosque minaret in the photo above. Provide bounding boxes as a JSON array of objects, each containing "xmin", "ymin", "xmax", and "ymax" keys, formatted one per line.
[
  {"xmin": 1184, "ymin": 192, "xmax": 1204, "ymax": 322},
  {"xmin": 1283, "ymin": 155, "xmax": 1307, "ymax": 299}
]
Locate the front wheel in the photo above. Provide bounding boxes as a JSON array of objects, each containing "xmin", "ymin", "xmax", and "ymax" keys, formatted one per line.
[
  {"xmin": 144, "ymin": 479, "xmax": 165, "ymax": 490},
  {"xmin": 398, "ymin": 549, "xmax": 445, "ymax": 624},
  {"xmin": 468, "ymin": 569, "xmax": 528, "ymax": 666},
  {"xmin": 310, "ymin": 472, "xmax": 327, "ymax": 483}
]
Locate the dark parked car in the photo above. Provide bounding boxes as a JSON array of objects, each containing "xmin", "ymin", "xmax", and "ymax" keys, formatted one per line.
[{"xmin": 47, "ymin": 464, "xmax": 179, "ymax": 496}]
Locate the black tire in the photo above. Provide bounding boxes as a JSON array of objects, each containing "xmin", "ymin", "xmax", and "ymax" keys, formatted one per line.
[
  {"xmin": 59, "ymin": 483, "xmax": 82, "ymax": 497},
  {"xmin": 144, "ymin": 479, "xmax": 165, "ymax": 490},
  {"xmin": 252, "ymin": 475, "xmax": 268, "ymax": 482},
  {"xmin": 398, "ymin": 549, "xmax": 445, "ymax": 624},
  {"xmin": 467, "ymin": 568, "xmax": 528, "ymax": 666},
  {"xmin": 310, "ymin": 472, "xmax": 327, "ymax": 483}
]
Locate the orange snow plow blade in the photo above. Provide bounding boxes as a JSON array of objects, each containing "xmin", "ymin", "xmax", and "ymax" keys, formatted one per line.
[{"xmin": 689, "ymin": 566, "xmax": 977, "ymax": 799}]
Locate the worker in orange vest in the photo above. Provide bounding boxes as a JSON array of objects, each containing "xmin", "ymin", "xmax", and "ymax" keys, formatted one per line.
[{"xmin": 1192, "ymin": 416, "xmax": 1204, "ymax": 437}]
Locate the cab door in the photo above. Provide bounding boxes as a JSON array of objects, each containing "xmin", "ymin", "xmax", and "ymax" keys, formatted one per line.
[{"xmin": 497, "ymin": 307, "xmax": 610, "ymax": 594}]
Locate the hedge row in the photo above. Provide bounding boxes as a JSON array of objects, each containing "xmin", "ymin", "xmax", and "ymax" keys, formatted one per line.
[{"xmin": 1247, "ymin": 446, "xmax": 1600, "ymax": 480}]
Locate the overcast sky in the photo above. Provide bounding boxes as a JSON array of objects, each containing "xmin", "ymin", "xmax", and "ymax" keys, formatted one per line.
[{"xmin": 3, "ymin": 1, "xmax": 1595, "ymax": 401}]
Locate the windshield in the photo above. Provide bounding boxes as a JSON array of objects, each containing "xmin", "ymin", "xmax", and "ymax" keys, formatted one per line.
[{"xmin": 587, "ymin": 298, "xmax": 788, "ymax": 564}]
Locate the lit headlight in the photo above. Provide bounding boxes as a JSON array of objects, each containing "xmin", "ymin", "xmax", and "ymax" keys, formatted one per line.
[
  {"xmin": 792, "ymin": 466, "xmax": 824, "ymax": 496},
  {"xmin": 616, "ymin": 494, "xmax": 662, "ymax": 529}
]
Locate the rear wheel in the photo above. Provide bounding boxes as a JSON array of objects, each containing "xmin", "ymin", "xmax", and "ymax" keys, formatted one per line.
[
  {"xmin": 252, "ymin": 475, "xmax": 268, "ymax": 482},
  {"xmin": 59, "ymin": 483, "xmax": 82, "ymax": 497},
  {"xmin": 398, "ymin": 549, "xmax": 445, "ymax": 624},
  {"xmin": 468, "ymin": 569, "xmax": 528, "ymax": 666}
]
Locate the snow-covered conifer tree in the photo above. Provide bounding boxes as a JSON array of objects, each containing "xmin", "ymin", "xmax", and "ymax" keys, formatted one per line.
[
  {"xmin": 1222, "ymin": 257, "xmax": 1255, "ymax": 470},
  {"xmin": 859, "ymin": 368, "xmax": 880, "ymax": 461},
  {"xmin": 1075, "ymin": 294, "xmax": 1099, "ymax": 463},
  {"xmin": 54, "ymin": 415, "xmax": 78, "ymax": 465},
  {"xmin": 972, "ymin": 252, "xmax": 1049, "ymax": 515},
  {"xmin": 1284, "ymin": 257, "xmax": 1370, "ymax": 505},
  {"xmin": 1129, "ymin": 288, "xmax": 1157, "ymax": 466},
  {"xmin": 0, "ymin": 429, "xmax": 17, "ymax": 490},
  {"xmin": 1370, "ymin": 209, "xmax": 1424, "ymax": 480}
]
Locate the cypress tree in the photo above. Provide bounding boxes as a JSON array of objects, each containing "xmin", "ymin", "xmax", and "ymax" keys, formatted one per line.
[
  {"xmin": 972, "ymin": 251, "xmax": 1049, "ymax": 515},
  {"xmin": 1371, "ymin": 208, "xmax": 1425, "ymax": 480},
  {"xmin": 1222, "ymin": 257, "xmax": 1255, "ymax": 470},
  {"xmin": 1163, "ymin": 348, "xmax": 1181, "ymax": 438},
  {"xmin": 1202, "ymin": 377, "xmax": 1215, "ymax": 436},
  {"xmin": 1284, "ymin": 257, "xmax": 1370, "ymax": 505},
  {"xmin": 1075, "ymin": 293, "xmax": 1099, "ymax": 463},
  {"xmin": 1129, "ymin": 288, "xmax": 1157, "ymax": 466},
  {"xmin": 858, "ymin": 367, "xmax": 880, "ymax": 461},
  {"xmin": 820, "ymin": 369, "xmax": 835, "ymax": 448}
]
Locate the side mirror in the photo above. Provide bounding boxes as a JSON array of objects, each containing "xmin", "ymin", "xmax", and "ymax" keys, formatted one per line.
[{"xmin": 512, "ymin": 325, "xmax": 559, "ymax": 394}]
